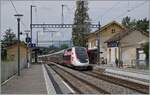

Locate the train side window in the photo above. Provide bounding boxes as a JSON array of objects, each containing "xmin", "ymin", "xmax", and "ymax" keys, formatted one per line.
[{"xmin": 63, "ymin": 55, "xmax": 71, "ymax": 61}]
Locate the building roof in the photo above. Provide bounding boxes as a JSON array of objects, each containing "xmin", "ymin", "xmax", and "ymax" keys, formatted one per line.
[
  {"xmin": 87, "ymin": 21, "xmax": 125, "ymax": 36},
  {"xmin": 6, "ymin": 42, "xmax": 27, "ymax": 50},
  {"xmin": 104, "ymin": 28, "xmax": 149, "ymax": 43}
]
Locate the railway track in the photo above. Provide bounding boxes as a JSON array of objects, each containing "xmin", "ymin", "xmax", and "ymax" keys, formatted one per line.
[
  {"xmin": 82, "ymin": 70, "xmax": 149, "ymax": 94},
  {"xmin": 47, "ymin": 64, "xmax": 110, "ymax": 94}
]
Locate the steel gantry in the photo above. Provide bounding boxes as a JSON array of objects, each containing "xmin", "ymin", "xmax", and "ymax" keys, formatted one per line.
[
  {"xmin": 31, "ymin": 23, "xmax": 101, "ymax": 64},
  {"xmin": 31, "ymin": 24, "xmax": 100, "ymax": 28}
]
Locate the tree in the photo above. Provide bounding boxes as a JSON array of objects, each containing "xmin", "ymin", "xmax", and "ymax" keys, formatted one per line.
[
  {"xmin": 72, "ymin": 0, "xmax": 91, "ymax": 47},
  {"xmin": 122, "ymin": 16, "xmax": 131, "ymax": 28},
  {"xmin": 2, "ymin": 28, "xmax": 17, "ymax": 47},
  {"xmin": 136, "ymin": 18, "xmax": 149, "ymax": 32},
  {"xmin": 60, "ymin": 44, "xmax": 68, "ymax": 50},
  {"xmin": 143, "ymin": 42, "xmax": 149, "ymax": 61},
  {"xmin": 1, "ymin": 28, "xmax": 17, "ymax": 60},
  {"xmin": 122, "ymin": 16, "xmax": 136, "ymax": 29},
  {"xmin": 122, "ymin": 16, "xmax": 149, "ymax": 32}
]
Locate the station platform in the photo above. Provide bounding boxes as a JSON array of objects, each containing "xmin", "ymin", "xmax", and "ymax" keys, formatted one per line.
[
  {"xmin": 93, "ymin": 64, "xmax": 149, "ymax": 86},
  {"xmin": 1, "ymin": 64, "xmax": 55, "ymax": 94}
]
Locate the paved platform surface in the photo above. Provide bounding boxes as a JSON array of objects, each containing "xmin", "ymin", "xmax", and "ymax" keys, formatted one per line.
[
  {"xmin": 93, "ymin": 64, "xmax": 149, "ymax": 85},
  {"xmin": 94, "ymin": 64, "xmax": 149, "ymax": 75},
  {"xmin": 1, "ymin": 64, "xmax": 48, "ymax": 94}
]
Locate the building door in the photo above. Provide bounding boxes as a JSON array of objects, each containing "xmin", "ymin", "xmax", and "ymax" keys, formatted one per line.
[
  {"xmin": 136, "ymin": 48, "xmax": 146, "ymax": 64},
  {"xmin": 109, "ymin": 48, "xmax": 111, "ymax": 63}
]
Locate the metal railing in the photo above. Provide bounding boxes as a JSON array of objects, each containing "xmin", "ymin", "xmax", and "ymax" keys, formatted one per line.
[{"xmin": 131, "ymin": 59, "xmax": 148, "ymax": 69}]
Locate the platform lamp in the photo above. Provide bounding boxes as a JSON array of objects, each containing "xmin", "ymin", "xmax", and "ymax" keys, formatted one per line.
[{"xmin": 14, "ymin": 14, "xmax": 23, "ymax": 76}]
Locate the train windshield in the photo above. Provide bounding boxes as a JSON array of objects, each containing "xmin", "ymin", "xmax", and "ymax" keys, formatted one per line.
[{"xmin": 75, "ymin": 47, "xmax": 88, "ymax": 60}]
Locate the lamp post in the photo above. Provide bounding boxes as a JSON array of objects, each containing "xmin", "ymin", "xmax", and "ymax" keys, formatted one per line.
[
  {"xmin": 14, "ymin": 14, "xmax": 23, "ymax": 76},
  {"xmin": 61, "ymin": 4, "xmax": 64, "ymax": 24}
]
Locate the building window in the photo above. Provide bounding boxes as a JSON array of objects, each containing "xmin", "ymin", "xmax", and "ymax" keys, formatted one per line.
[{"xmin": 112, "ymin": 29, "xmax": 115, "ymax": 33}]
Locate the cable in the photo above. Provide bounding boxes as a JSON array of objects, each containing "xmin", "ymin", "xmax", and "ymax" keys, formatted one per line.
[
  {"xmin": 129, "ymin": 1, "xmax": 147, "ymax": 12},
  {"xmin": 101, "ymin": 1, "xmax": 121, "ymax": 18},
  {"xmin": 21, "ymin": 21, "xmax": 28, "ymax": 29},
  {"xmin": 9, "ymin": 0, "xmax": 18, "ymax": 13},
  {"xmin": 114, "ymin": 1, "xmax": 147, "ymax": 20},
  {"xmin": 100, "ymin": 1, "xmax": 121, "ymax": 24},
  {"xmin": 9, "ymin": 0, "xmax": 28, "ymax": 29}
]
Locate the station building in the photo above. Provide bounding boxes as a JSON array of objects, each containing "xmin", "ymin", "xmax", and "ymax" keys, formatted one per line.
[
  {"xmin": 5, "ymin": 42, "xmax": 30, "ymax": 68},
  {"xmin": 1, "ymin": 42, "xmax": 30, "ymax": 82},
  {"xmin": 87, "ymin": 21, "xmax": 125, "ymax": 64},
  {"xmin": 104, "ymin": 29, "xmax": 149, "ymax": 67}
]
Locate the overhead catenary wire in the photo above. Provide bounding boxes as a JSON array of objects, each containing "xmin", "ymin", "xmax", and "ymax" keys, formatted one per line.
[
  {"xmin": 100, "ymin": 1, "xmax": 121, "ymax": 24},
  {"xmin": 101, "ymin": 1, "xmax": 121, "ymax": 18},
  {"xmin": 114, "ymin": 1, "xmax": 147, "ymax": 20},
  {"xmin": 9, "ymin": 0, "xmax": 18, "ymax": 13},
  {"xmin": 9, "ymin": 0, "xmax": 28, "ymax": 29}
]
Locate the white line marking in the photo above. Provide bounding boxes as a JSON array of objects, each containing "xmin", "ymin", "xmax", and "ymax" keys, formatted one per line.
[
  {"xmin": 42, "ymin": 64, "xmax": 56, "ymax": 94},
  {"xmin": 61, "ymin": 79, "xmax": 75, "ymax": 93},
  {"xmin": 1, "ymin": 75, "xmax": 15, "ymax": 86}
]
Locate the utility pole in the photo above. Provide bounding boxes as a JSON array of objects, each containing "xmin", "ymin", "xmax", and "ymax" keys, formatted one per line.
[
  {"xmin": 36, "ymin": 31, "xmax": 39, "ymax": 46},
  {"xmin": 14, "ymin": 14, "xmax": 23, "ymax": 76},
  {"xmin": 30, "ymin": 5, "xmax": 33, "ymax": 41},
  {"xmin": 81, "ymin": 1, "xmax": 84, "ymax": 47},
  {"xmin": 97, "ymin": 21, "xmax": 101, "ymax": 64},
  {"xmin": 30, "ymin": 5, "xmax": 36, "ymax": 41},
  {"xmin": 30, "ymin": 5, "xmax": 36, "ymax": 64},
  {"xmin": 61, "ymin": 4, "xmax": 64, "ymax": 24}
]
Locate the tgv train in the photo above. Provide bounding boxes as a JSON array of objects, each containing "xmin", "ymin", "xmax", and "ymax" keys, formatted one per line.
[{"xmin": 38, "ymin": 47, "xmax": 92, "ymax": 70}]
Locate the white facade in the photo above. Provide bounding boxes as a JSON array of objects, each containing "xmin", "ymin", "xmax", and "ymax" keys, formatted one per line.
[
  {"xmin": 106, "ymin": 30, "xmax": 148, "ymax": 66},
  {"xmin": 107, "ymin": 47, "xmax": 119, "ymax": 64}
]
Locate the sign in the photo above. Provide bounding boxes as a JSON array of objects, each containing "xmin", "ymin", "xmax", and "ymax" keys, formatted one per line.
[
  {"xmin": 25, "ymin": 37, "xmax": 31, "ymax": 43},
  {"xmin": 108, "ymin": 42, "xmax": 118, "ymax": 47},
  {"xmin": 28, "ymin": 43, "xmax": 36, "ymax": 48}
]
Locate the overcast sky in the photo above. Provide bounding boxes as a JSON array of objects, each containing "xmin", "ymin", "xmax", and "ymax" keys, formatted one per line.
[{"xmin": 1, "ymin": 0, "xmax": 149, "ymax": 46}]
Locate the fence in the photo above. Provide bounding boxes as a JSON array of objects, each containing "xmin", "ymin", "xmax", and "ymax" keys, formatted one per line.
[
  {"xmin": 38, "ymin": 40, "xmax": 73, "ymax": 48},
  {"xmin": 1, "ymin": 58, "xmax": 27, "ymax": 83},
  {"xmin": 131, "ymin": 59, "xmax": 149, "ymax": 69}
]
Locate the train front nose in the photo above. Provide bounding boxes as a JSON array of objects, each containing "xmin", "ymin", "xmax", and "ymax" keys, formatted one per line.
[{"xmin": 78, "ymin": 58, "xmax": 89, "ymax": 63}]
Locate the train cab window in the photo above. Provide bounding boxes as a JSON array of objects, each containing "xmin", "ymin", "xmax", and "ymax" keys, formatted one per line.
[
  {"xmin": 75, "ymin": 47, "xmax": 88, "ymax": 59},
  {"xmin": 63, "ymin": 55, "xmax": 71, "ymax": 61}
]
